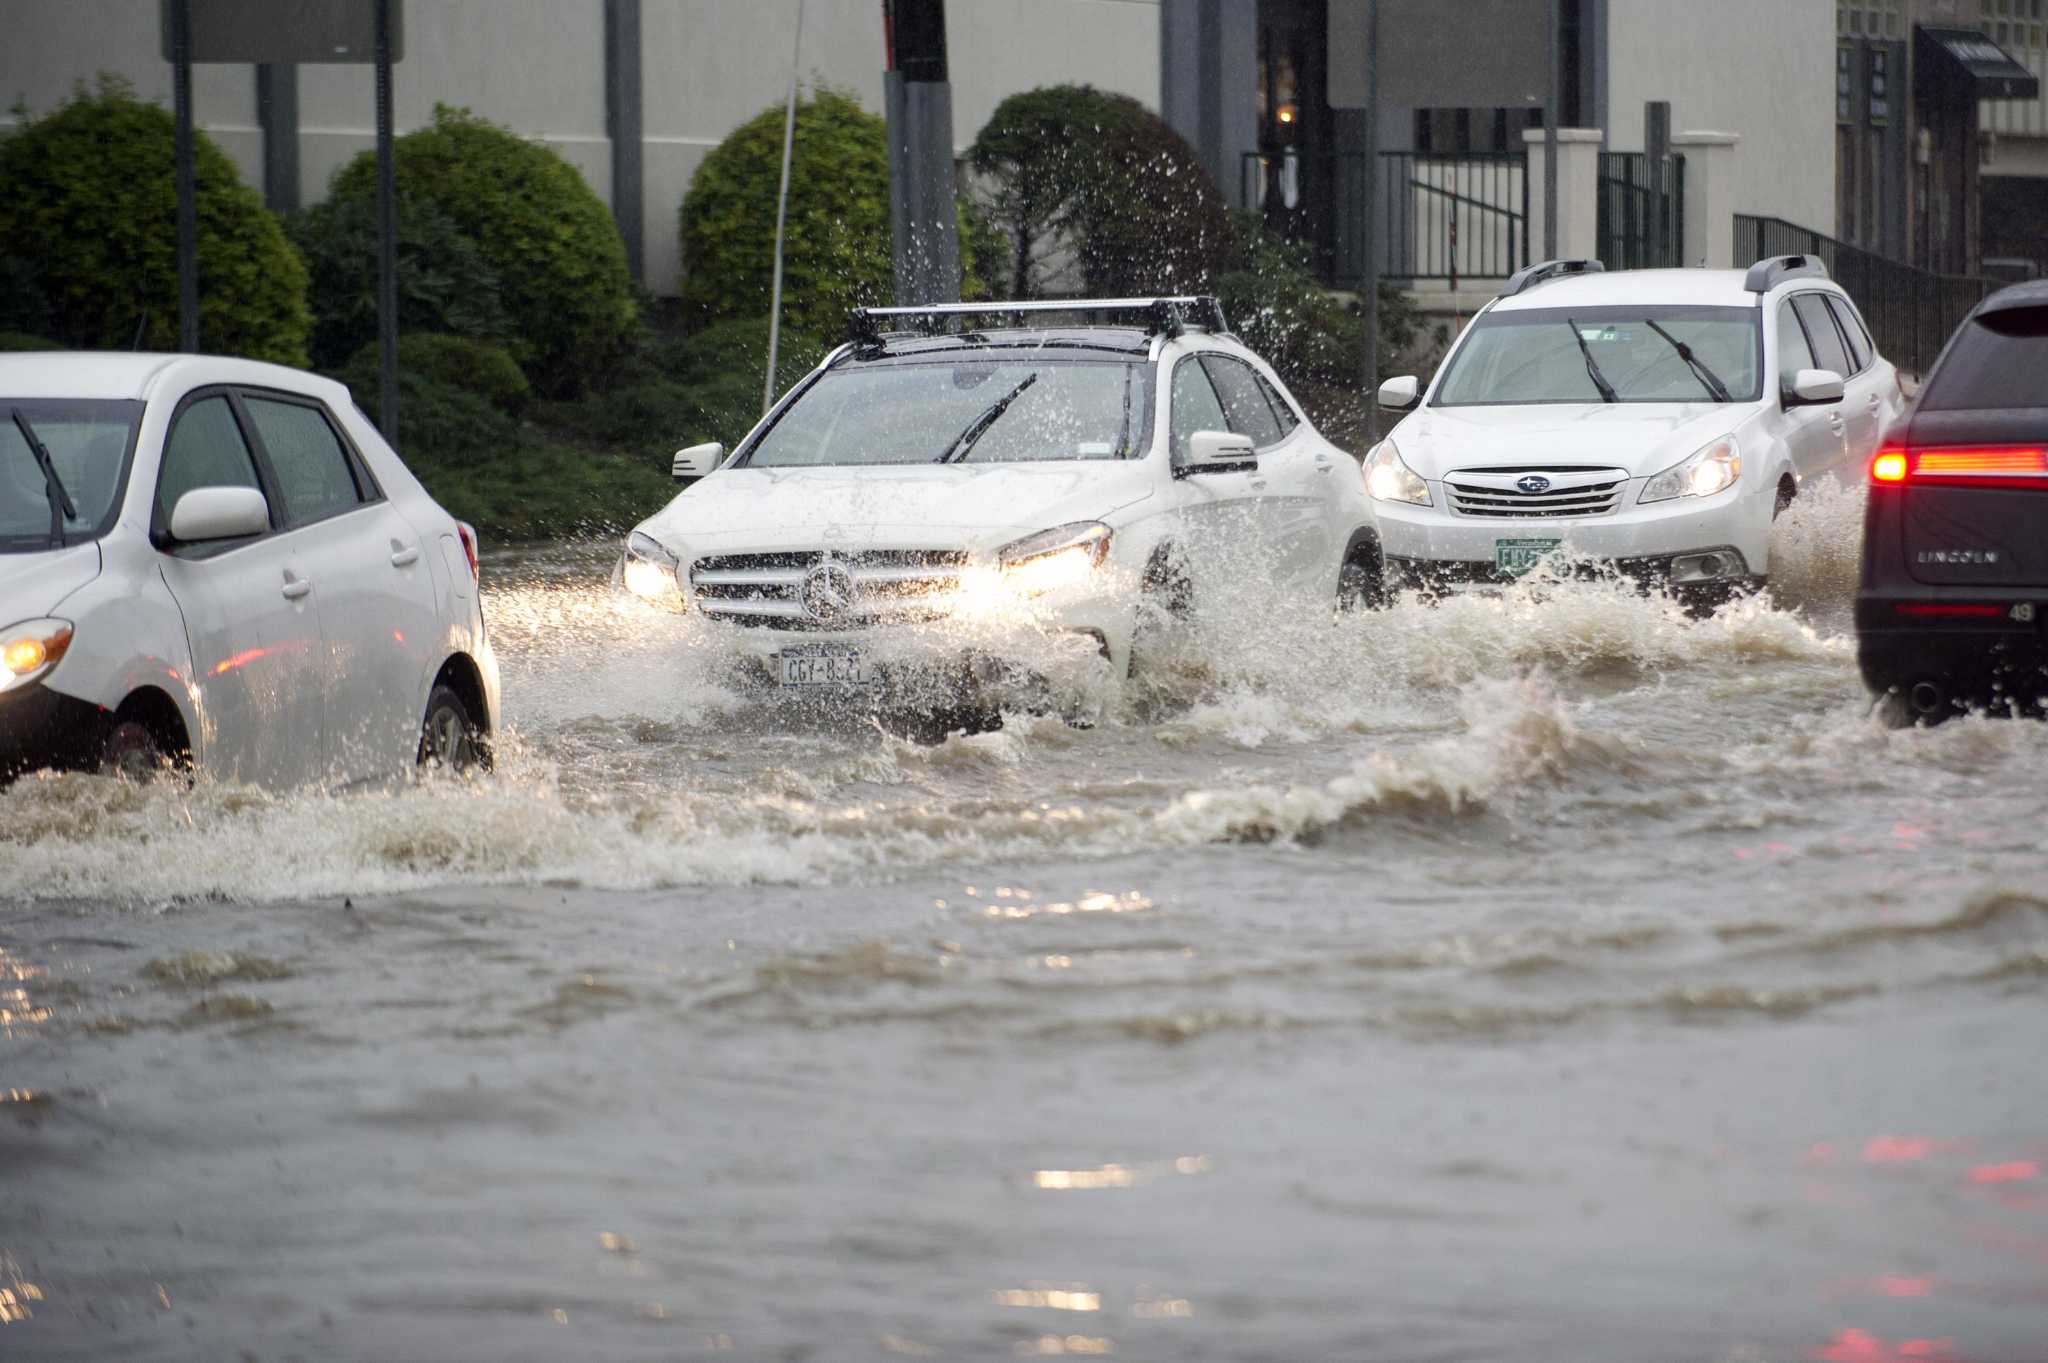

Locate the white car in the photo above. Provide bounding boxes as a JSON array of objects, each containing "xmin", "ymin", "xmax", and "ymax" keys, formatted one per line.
[
  {"xmin": 617, "ymin": 297, "xmax": 1378, "ymax": 713},
  {"xmin": 1366, "ymin": 256, "xmax": 1903, "ymax": 601},
  {"xmin": 0, "ymin": 352, "xmax": 499, "ymax": 786}
]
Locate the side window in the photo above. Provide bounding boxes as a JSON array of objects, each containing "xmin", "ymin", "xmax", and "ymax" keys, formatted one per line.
[
  {"xmin": 244, "ymin": 396, "xmax": 367, "ymax": 527},
  {"xmin": 1199, "ymin": 355, "xmax": 1284, "ymax": 446},
  {"xmin": 1791, "ymin": 294, "xmax": 1853, "ymax": 378},
  {"xmin": 156, "ymin": 395, "xmax": 263, "ymax": 532},
  {"xmin": 1825, "ymin": 295, "xmax": 1872, "ymax": 372},
  {"xmin": 1775, "ymin": 302, "xmax": 1817, "ymax": 389},
  {"xmin": 1169, "ymin": 358, "xmax": 1229, "ymax": 463},
  {"xmin": 1255, "ymin": 371, "xmax": 1301, "ymax": 437}
]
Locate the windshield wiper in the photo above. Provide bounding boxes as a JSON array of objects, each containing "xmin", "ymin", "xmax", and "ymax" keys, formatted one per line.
[
  {"xmin": 1643, "ymin": 319, "xmax": 1733, "ymax": 402},
  {"xmin": 937, "ymin": 372, "xmax": 1038, "ymax": 464},
  {"xmin": 1563, "ymin": 319, "xmax": 1619, "ymax": 403},
  {"xmin": 10, "ymin": 407, "xmax": 77, "ymax": 547}
]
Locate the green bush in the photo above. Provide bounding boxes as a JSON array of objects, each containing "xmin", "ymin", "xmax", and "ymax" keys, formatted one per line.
[
  {"xmin": 339, "ymin": 333, "xmax": 529, "ymax": 415},
  {"xmin": 326, "ymin": 105, "xmax": 638, "ymax": 397},
  {"xmin": 0, "ymin": 77, "xmax": 310, "ymax": 364},
  {"xmin": 288, "ymin": 192, "xmax": 515, "ymax": 371},
  {"xmin": 661, "ymin": 315, "xmax": 827, "ymax": 396},
  {"xmin": 679, "ymin": 89, "xmax": 991, "ymax": 337},
  {"xmin": 0, "ymin": 332, "xmax": 61, "ymax": 352},
  {"xmin": 970, "ymin": 85, "xmax": 1239, "ymax": 298}
]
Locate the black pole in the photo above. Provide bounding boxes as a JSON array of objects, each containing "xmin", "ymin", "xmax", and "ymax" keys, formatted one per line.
[
  {"xmin": 171, "ymin": 0, "xmax": 198, "ymax": 352},
  {"xmin": 1362, "ymin": 0, "xmax": 1379, "ymax": 445},
  {"xmin": 375, "ymin": 0, "xmax": 398, "ymax": 442},
  {"xmin": 1543, "ymin": 0, "xmax": 1559, "ymax": 259}
]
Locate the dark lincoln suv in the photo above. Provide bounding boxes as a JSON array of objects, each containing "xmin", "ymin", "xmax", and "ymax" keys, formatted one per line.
[{"xmin": 1857, "ymin": 280, "xmax": 2048, "ymax": 723}]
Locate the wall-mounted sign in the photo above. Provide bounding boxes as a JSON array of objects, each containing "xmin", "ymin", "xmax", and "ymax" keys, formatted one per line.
[
  {"xmin": 160, "ymin": 0, "xmax": 403, "ymax": 64},
  {"xmin": 1328, "ymin": 0, "xmax": 1550, "ymax": 109}
]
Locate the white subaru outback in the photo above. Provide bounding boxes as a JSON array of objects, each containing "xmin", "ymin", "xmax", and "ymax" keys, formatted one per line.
[
  {"xmin": 617, "ymin": 298, "xmax": 1378, "ymax": 714},
  {"xmin": 1366, "ymin": 256, "xmax": 1902, "ymax": 601}
]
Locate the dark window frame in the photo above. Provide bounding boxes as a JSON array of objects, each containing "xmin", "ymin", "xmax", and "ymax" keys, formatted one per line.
[
  {"xmin": 234, "ymin": 386, "xmax": 383, "ymax": 530},
  {"xmin": 1167, "ymin": 353, "xmax": 1233, "ymax": 466},
  {"xmin": 1197, "ymin": 352, "xmax": 1289, "ymax": 449},
  {"xmin": 150, "ymin": 385, "xmax": 281, "ymax": 559},
  {"xmin": 1789, "ymin": 291, "xmax": 1857, "ymax": 379}
]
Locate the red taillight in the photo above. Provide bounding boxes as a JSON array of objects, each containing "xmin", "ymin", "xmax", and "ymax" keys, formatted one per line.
[
  {"xmin": 1875, "ymin": 445, "xmax": 2048, "ymax": 488},
  {"xmin": 456, "ymin": 522, "xmax": 480, "ymax": 583},
  {"xmin": 1893, "ymin": 603, "xmax": 2006, "ymax": 618}
]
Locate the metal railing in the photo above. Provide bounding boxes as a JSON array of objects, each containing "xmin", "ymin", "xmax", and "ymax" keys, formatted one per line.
[
  {"xmin": 1596, "ymin": 152, "xmax": 1684, "ymax": 270},
  {"xmin": 1241, "ymin": 150, "xmax": 1528, "ymax": 288},
  {"xmin": 1733, "ymin": 215, "xmax": 1996, "ymax": 375}
]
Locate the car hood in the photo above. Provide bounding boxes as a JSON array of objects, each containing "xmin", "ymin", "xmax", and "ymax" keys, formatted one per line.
[
  {"xmin": 1386, "ymin": 403, "xmax": 1748, "ymax": 480},
  {"xmin": 637, "ymin": 461, "xmax": 1157, "ymax": 555},
  {"xmin": 0, "ymin": 543, "xmax": 100, "ymax": 618}
]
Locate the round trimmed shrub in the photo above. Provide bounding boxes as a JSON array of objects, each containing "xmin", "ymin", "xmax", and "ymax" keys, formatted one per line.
[
  {"xmin": 288, "ymin": 192, "xmax": 515, "ymax": 371},
  {"xmin": 970, "ymin": 85, "xmax": 1239, "ymax": 298},
  {"xmin": 326, "ymin": 105, "xmax": 638, "ymax": 396},
  {"xmin": 0, "ymin": 77, "xmax": 311, "ymax": 364},
  {"xmin": 339, "ymin": 333, "xmax": 529, "ymax": 414}
]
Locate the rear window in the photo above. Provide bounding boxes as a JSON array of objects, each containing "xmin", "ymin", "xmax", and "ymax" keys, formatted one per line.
[{"xmin": 1920, "ymin": 307, "xmax": 2048, "ymax": 410}]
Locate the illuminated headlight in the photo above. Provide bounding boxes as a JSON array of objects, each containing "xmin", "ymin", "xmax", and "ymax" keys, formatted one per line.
[
  {"xmin": 621, "ymin": 531, "xmax": 683, "ymax": 601},
  {"xmin": 1640, "ymin": 435, "xmax": 1741, "ymax": 504},
  {"xmin": 1363, "ymin": 439, "xmax": 1431, "ymax": 506},
  {"xmin": 0, "ymin": 618, "xmax": 73, "ymax": 693},
  {"xmin": 998, "ymin": 521, "xmax": 1113, "ymax": 596}
]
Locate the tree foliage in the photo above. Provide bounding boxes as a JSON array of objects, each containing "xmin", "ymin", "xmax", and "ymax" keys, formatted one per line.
[
  {"xmin": 0, "ymin": 77, "xmax": 310, "ymax": 364},
  {"xmin": 968, "ymin": 85, "xmax": 1239, "ymax": 299},
  {"xmin": 339, "ymin": 333, "xmax": 529, "ymax": 416},
  {"xmin": 326, "ymin": 105, "xmax": 638, "ymax": 396}
]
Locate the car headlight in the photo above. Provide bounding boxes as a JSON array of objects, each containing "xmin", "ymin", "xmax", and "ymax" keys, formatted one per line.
[
  {"xmin": 1363, "ymin": 439, "xmax": 1431, "ymax": 506},
  {"xmin": 991, "ymin": 521, "xmax": 1114, "ymax": 597},
  {"xmin": 0, "ymin": 618, "xmax": 73, "ymax": 694},
  {"xmin": 621, "ymin": 531, "xmax": 683, "ymax": 601},
  {"xmin": 1639, "ymin": 435, "xmax": 1741, "ymax": 504}
]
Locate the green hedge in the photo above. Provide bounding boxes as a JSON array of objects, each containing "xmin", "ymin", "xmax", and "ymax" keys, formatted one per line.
[
  {"xmin": 0, "ymin": 77, "xmax": 310, "ymax": 364},
  {"xmin": 326, "ymin": 105, "xmax": 638, "ymax": 397},
  {"xmin": 970, "ymin": 85, "xmax": 1239, "ymax": 298},
  {"xmin": 339, "ymin": 333, "xmax": 529, "ymax": 415}
]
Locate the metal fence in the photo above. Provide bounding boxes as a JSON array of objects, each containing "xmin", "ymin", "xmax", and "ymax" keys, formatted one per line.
[
  {"xmin": 1596, "ymin": 152, "xmax": 1684, "ymax": 270},
  {"xmin": 1241, "ymin": 150, "xmax": 1528, "ymax": 289},
  {"xmin": 1733, "ymin": 215, "xmax": 1995, "ymax": 376}
]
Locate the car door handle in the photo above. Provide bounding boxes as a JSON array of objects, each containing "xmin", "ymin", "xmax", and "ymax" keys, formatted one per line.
[
  {"xmin": 389, "ymin": 545, "xmax": 421, "ymax": 567},
  {"xmin": 281, "ymin": 577, "xmax": 313, "ymax": 601}
]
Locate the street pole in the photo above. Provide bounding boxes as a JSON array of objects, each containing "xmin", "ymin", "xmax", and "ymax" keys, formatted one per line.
[
  {"xmin": 1543, "ymin": 0, "xmax": 1558, "ymax": 259},
  {"xmin": 1363, "ymin": 0, "xmax": 1380, "ymax": 445},
  {"xmin": 171, "ymin": 0, "xmax": 197, "ymax": 352},
  {"xmin": 375, "ymin": 0, "xmax": 398, "ymax": 442},
  {"xmin": 764, "ymin": 0, "xmax": 805, "ymax": 417}
]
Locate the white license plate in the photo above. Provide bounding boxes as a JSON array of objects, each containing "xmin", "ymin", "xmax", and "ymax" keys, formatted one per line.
[
  {"xmin": 1495, "ymin": 538, "xmax": 1562, "ymax": 577},
  {"xmin": 779, "ymin": 642, "xmax": 875, "ymax": 688}
]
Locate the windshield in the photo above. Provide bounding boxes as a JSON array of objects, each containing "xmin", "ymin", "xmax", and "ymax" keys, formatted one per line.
[
  {"xmin": 1433, "ymin": 305, "xmax": 1763, "ymax": 406},
  {"xmin": 744, "ymin": 358, "xmax": 1148, "ymax": 468},
  {"xmin": 0, "ymin": 399, "xmax": 142, "ymax": 552}
]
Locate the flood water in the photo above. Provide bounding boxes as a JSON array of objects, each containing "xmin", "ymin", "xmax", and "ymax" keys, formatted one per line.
[{"xmin": 4, "ymin": 480, "xmax": 2046, "ymax": 1362}]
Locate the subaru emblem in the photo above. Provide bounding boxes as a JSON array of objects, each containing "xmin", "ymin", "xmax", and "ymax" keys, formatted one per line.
[{"xmin": 1517, "ymin": 475, "xmax": 1552, "ymax": 494}]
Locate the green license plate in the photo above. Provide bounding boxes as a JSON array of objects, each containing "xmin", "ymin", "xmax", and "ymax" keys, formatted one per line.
[{"xmin": 1495, "ymin": 538, "xmax": 1562, "ymax": 577}]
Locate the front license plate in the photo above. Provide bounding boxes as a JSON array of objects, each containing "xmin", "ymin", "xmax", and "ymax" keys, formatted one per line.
[
  {"xmin": 1495, "ymin": 538, "xmax": 1562, "ymax": 577},
  {"xmin": 779, "ymin": 642, "xmax": 875, "ymax": 688}
]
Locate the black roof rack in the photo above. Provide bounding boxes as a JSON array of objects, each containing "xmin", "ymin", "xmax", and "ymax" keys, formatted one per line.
[
  {"xmin": 1743, "ymin": 254, "xmax": 1829, "ymax": 293},
  {"xmin": 846, "ymin": 296, "xmax": 1230, "ymax": 348},
  {"xmin": 1499, "ymin": 258, "xmax": 1605, "ymax": 298}
]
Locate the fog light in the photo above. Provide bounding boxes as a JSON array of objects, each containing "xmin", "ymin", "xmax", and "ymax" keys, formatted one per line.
[{"xmin": 1669, "ymin": 549, "xmax": 1744, "ymax": 584}]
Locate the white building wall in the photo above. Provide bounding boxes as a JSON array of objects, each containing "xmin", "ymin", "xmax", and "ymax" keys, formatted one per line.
[
  {"xmin": 1604, "ymin": 0, "xmax": 1837, "ymax": 238},
  {"xmin": 0, "ymin": 0, "xmax": 1159, "ymax": 300}
]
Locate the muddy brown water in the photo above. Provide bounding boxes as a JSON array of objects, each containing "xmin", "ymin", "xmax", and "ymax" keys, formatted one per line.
[{"xmin": 3, "ymin": 481, "xmax": 2046, "ymax": 1361}]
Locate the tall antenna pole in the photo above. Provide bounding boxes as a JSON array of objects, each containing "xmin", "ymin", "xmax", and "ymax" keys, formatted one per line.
[{"xmin": 764, "ymin": 0, "xmax": 806, "ymax": 417}]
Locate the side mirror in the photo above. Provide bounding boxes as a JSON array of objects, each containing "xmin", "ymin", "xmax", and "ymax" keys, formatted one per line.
[
  {"xmin": 1377, "ymin": 375, "xmax": 1421, "ymax": 411},
  {"xmin": 672, "ymin": 441, "xmax": 725, "ymax": 485},
  {"xmin": 169, "ymin": 486, "xmax": 270, "ymax": 543},
  {"xmin": 1785, "ymin": 368, "xmax": 1845, "ymax": 407},
  {"xmin": 1181, "ymin": 429, "xmax": 1257, "ymax": 476}
]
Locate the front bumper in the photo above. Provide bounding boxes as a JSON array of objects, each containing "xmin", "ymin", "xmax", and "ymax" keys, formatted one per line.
[
  {"xmin": 0, "ymin": 683, "xmax": 111, "ymax": 782},
  {"xmin": 1856, "ymin": 593, "xmax": 2048, "ymax": 714}
]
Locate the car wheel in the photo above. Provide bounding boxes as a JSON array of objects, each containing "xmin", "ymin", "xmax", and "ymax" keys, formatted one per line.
[
  {"xmin": 99, "ymin": 720, "xmax": 166, "ymax": 782},
  {"xmin": 417, "ymin": 684, "xmax": 488, "ymax": 773},
  {"xmin": 1337, "ymin": 551, "xmax": 1387, "ymax": 612}
]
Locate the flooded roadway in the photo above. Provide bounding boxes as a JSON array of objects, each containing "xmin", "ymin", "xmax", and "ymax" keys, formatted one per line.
[{"xmin": 3, "ymin": 480, "xmax": 2047, "ymax": 1362}]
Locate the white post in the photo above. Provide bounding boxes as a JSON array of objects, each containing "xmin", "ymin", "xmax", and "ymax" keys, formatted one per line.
[
  {"xmin": 1670, "ymin": 131, "xmax": 1742, "ymax": 269},
  {"xmin": 764, "ymin": 0, "xmax": 806, "ymax": 418},
  {"xmin": 1522, "ymin": 127, "xmax": 1604, "ymax": 263}
]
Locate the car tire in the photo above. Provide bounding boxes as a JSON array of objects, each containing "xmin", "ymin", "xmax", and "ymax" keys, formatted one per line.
[
  {"xmin": 99, "ymin": 720, "xmax": 166, "ymax": 782},
  {"xmin": 1337, "ymin": 551, "xmax": 1388, "ymax": 612},
  {"xmin": 417, "ymin": 684, "xmax": 489, "ymax": 773}
]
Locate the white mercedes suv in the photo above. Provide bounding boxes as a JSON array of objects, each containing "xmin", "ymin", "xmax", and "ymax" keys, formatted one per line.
[
  {"xmin": 1, "ymin": 352, "xmax": 498, "ymax": 787},
  {"xmin": 1366, "ymin": 256, "xmax": 1902, "ymax": 602},
  {"xmin": 617, "ymin": 298, "xmax": 1378, "ymax": 716}
]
